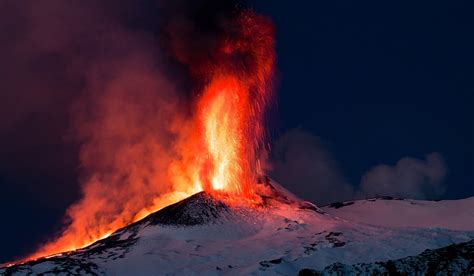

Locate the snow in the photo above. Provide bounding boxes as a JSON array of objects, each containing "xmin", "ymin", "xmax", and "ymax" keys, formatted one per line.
[
  {"xmin": 322, "ymin": 197, "xmax": 474, "ymax": 231},
  {"xmin": 2, "ymin": 182, "xmax": 473, "ymax": 275}
]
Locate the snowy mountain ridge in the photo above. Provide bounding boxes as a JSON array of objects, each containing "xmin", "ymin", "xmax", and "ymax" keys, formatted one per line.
[
  {"xmin": 2, "ymin": 180, "xmax": 473, "ymax": 275},
  {"xmin": 322, "ymin": 196, "xmax": 474, "ymax": 231}
]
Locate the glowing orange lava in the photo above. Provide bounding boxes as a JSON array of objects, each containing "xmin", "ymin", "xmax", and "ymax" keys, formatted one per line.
[
  {"xmin": 197, "ymin": 76, "xmax": 257, "ymax": 197},
  {"xmin": 171, "ymin": 10, "xmax": 275, "ymax": 203},
  {"xmin": 17, "ymin": 10, "xmax": 274, "ymax": 264}
]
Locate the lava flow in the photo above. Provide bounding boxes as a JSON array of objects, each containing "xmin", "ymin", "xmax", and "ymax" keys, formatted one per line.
[{"xmin": 20, "ymin": 9, "xmax": 274, "ymax": 264}]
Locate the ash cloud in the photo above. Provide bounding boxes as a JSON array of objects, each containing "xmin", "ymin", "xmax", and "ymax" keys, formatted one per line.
[
  {"xmin": 359, "ymin": 153, "xmax": 447, "ymax": 199},
  {"xmin": 0, "ymin": 0, "xmax": 185, "ymax": 259},
  {"xmin": 0, "ymin": 1, "xmax": 114, "ymax": 213},
  {"xmin": 0, "ymin": 0, "xmax": 252, "ymax": 261},
  {"xmin": 269, "ymin": 129, "xmax": 448, "ymax": 205}
]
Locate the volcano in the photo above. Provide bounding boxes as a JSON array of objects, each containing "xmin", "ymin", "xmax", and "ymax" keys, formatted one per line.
[{"xmin": 2, "ymin": 179, "xmax": 473, "ymax": 275}]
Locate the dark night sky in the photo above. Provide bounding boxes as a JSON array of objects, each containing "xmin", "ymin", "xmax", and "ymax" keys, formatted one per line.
[{"xmin": 0, "ymin": 0, "xmax": 473, "ymax": 263}]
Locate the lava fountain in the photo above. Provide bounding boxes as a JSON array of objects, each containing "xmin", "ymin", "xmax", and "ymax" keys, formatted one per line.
[
  {"xmin": 21, "ymin": 9, "xmax": 274, "ymax": 263},
  {"xmin": 173, "ymin": 11, "xmax": 275, "ymax": 201}
]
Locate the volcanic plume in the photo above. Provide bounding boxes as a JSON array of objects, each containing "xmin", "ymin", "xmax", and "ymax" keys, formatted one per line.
[{"xmin": 23, "ymin": 2, "xmax": 275, "ymax": 262}]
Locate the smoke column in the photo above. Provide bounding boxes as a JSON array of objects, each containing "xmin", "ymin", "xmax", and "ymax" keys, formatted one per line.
[{"xmin": 12, "ymin": 0, "xmax": 276, "ymax": 262}]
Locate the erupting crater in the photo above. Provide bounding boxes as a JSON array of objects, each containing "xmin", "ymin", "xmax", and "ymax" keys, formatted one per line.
[{"xmin": 14, "ymin": 9, "xmax": 276, "ymax": 265}]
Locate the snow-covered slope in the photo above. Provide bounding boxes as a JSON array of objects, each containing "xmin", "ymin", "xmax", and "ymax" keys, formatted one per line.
[
  {"xmin": 322, "ymin": 197, "xmax": 474, "ymax": 231},
  {"xmin": 2, "ymin": 181, "xmax": 473, "ymax": 275},
  {"xmin": 301, "ymin": 239, "xmax": 474, "ymax": 275}
]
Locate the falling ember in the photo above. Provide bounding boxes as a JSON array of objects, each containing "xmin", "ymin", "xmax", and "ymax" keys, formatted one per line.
[
  {"xmin": 178, "ymin": 11, "xmax": 275, "ymax": 201},
  {"xmin": 21, "ymin": 9, "xmax": 274, "ymax": 263}
]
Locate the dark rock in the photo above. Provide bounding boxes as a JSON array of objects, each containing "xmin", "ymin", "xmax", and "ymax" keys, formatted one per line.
[
  {"xmin": 300, "ymin": 239, "xmax": 474, "ymax": 275},
  {"xmin": 145, "ymin": 192, "xmax": 231, "ymax": 226},
  {"xmin": 327, "ymin": 201, "xmax": 354, "ymax": 209},
  {"xmin": 269, "ymin": 258, "xmax": 282, "ymax": 264},
  {"xmin": 298, "ymin": 268, "xmax": 320, "ymax": 276}
]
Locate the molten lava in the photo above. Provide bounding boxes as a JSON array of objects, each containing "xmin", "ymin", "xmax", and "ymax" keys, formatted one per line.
[
  {"xmin": 170, "ymin": 10, "xmax": 274, "ymax": 203},
  {"xmin": 21, "ymin": 10, "xmax": 274, "ymax": 264}
]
